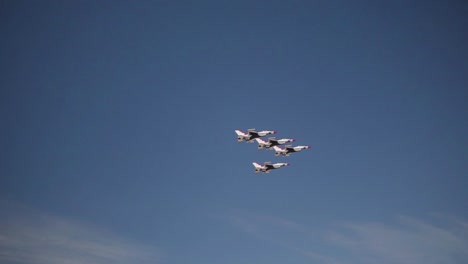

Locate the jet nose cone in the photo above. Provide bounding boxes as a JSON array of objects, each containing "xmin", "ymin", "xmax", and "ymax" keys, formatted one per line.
[
  {"xmin": 285, "ymin": 163, "xmax": 290, "ymax": 166},
  {"xmin": 307, "ymin": 146, "xmax": 311, "ymax": 149},
  {"xmin": 272, "ymin": 130, "xmax": 277, "ymax": 134},
  {"xmin": 291, "ymin": 139, "xmax": 296, "ymax": 142}
]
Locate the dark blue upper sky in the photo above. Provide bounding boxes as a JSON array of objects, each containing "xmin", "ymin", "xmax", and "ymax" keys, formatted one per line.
[{"xmin": 1, "ymin": 1, "xmax": 467, "ymax": 263}]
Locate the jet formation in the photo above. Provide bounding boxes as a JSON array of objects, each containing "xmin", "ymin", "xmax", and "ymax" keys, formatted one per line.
[{"xmin": 235, "ymin": 128, "xmax": 311, "ymax": 173}]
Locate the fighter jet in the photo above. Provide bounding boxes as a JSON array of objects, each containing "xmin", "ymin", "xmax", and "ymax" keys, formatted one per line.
[
  {"xmin": 235, "ymin": 128, "xmax": 276, "ymax": 143},
  {"xmin": 273, "ymin": 145, "xmax": 311, "ymax": 157},
  {"xmin": 254, "ymin": 137, "xmax": 295, "ymax": 150},
  {"xmin": 252, "ymin": 161, "xmax": 290, "ymax": 173}
]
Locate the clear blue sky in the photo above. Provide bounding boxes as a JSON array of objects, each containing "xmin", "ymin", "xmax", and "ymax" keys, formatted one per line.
[{"xmin": 1, "ymin": 1, "xmax": 467, "ymax": 263}]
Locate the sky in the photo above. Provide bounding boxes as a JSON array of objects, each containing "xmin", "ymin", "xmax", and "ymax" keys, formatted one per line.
[{"xmin": 1, "ymin": 1, "xmax": 467, "ymax": 263}]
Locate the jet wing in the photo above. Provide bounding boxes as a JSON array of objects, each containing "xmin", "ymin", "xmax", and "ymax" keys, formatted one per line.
[
  {"xmin": 285, "ymin": 145, "xmax": 294, "ymax": 151},
  {"xmin": 248, "ymin": 129, "xmax": 264, "ymax": 137}
]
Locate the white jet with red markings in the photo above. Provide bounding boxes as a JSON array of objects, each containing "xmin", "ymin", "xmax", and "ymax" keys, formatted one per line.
[
  {"xmin": 235, "ymin": 128, "xmax": 276, "ymax": 143},
  {"xmin": 252, "ymin": 161, "xmax": 290, "ymax": 173},
  {"xmin": 254, "ymin": 137, "xmax": 295, "ymax": 150},
  {"xmin": 273, "ymin": 145, "xmax": 311, "ymax": 157}
]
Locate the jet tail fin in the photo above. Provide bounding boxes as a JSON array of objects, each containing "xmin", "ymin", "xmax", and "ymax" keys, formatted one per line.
[
  {"xmin": 235, "ymin": 130, "xmax": 245, "ymax": 136},
  {"xmin": 252, "ymin": 162, "xmax": 262, "ymax": 168},
  {"xmin": 255, "ymin": 138, "xmax": 266, "ymax": 143},
  {"xmin": 255, "ymin": 138, "xmax": 266, "ymax": 149}
]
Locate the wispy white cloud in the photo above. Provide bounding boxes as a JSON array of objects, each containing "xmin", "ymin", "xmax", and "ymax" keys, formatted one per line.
[
  {"xmin": 226, "ymin": 210, "xmax": 468, "ymax": 264},
  {"xmin": 326, "ymin": 215, "xmax": 468, "ymax": 264},
  {"xmin": 0, "ymin": 202, "xmax": 161, "ymax": 264}
]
